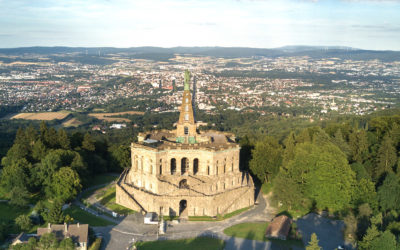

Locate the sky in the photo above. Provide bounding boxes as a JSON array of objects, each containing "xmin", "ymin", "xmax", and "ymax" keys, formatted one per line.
[{"xmin": 0, "ymin": 0, "xmax": 399, "ymax": 50}]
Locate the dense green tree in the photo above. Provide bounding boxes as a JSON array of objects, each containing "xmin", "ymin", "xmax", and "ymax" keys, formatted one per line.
[
  {"xmin": 1, "ymin": 143, "xmax": 29, "ymax": 167},
  {"xmin": 45, "ymin": 127, "xmax": 59, "ymax": 148},
  {"xmin": 349, "ymin": 129, "xmax": 369, "ymax": 163},
  {"xmin": 58, "ymin": 237, "xmax": 75, "ymax": 250},
  {"xmin": 249, "ymin": 136, "xmax": 282, "ymax": 183},
  {"xmin": 331, "ymin": 129, "xmax": 351, "ymax": 159},
  {"xmin": 82, "ymin": 132, "xmax": 95, "ymax": 151},
  {"xmin": 38, "ymin": 232, "xmax": 59, "ymax": 249},
  {"xmin": 370, "ymin": 230, "xmax": 397, "ymax": 250},
  {"xmin": 359, "ymin": 225, "xmax": 380, "ymax": 250},
  {"xmin": 45, "ymin": 200, "xmax": 64, "ymax": 224},
  {"xmin": 282, "ymin": 131, "xmax": 296, "ymax": 167},
  {"xmin": 15, "ymin": 214, "xmax": 32, "ymax": 231},
  {"xmin": 9, "ymin": 186, "xmax": 30, "ymax": 207},
  {"xmin": 288, "ymin": 142, "xmax": 355, "ymax": 211},
  {"xmin": 375, "ymin": 135, "xmax": 397, "ymax": 178},
  {"xmin": 47, "ymin": 167, "xmax": 81, "ymax": 202},
  {"xmin": 352, "ymin": 178, "xmax": 378, "ymax": 209},
  {"xmin": 57, "ymin": 129, "xmax": 70, "ymax": 150},
  {"xmin": 39, "ymin": 121, "xmax": 48, "ymax": 142},
  {"xmin": 0, "ymin": 158, "xmax": 30, "ymax": 191},
  {"xmin": 32, "ymin": 139, "xmax": 47, "ymax": 161},
  {"xmin": 273, "ymin": 172, "xmax": 307, "ymax": 210},
  {"xmin": 377, "ymin": 173, "xmax": 400, "ymax": 212},
  {"xmin": 296, "ymin": 128, "xmax": 311, "ymax": 144},
  {"xmin": 306, "ymin": 233, "xmax": 322, "ymax": 250},
  {"xmin": 351, "ymin": 162, "xmax": 371, "ymax": 180},
  {"xmin": 25, "ymin": 125, "xmax": 37, "ymax": 146},
  {"xmin": 109, "ymin": 144, "xmax": 131, "ymax": 171}
]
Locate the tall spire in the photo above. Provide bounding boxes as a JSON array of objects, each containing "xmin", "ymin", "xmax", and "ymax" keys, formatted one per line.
[
  {"xmin": 176, "ymin": 70, "xmax": 197, "ymax": 143},
  {"xmin": 184, "ymin": 69, "xmax": 191, "ymax": 91}
]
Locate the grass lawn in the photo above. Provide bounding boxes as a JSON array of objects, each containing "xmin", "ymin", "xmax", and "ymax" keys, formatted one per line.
[
  {"xmin": 224, "ymin": 222, "xmax": 269, "ymax": 241},
  {"xmin": 64, "ymin": 205, "xmax": 115, "ymax": 227},
  {"xmin": 97, "ymin": 186, "xmax": 135, "ymax": 215},
  {"xmin": 189, "ymin": 216, "xmax": 215, "ymax": 221},
  {"xmin": 135, "ymin": 237, "xmax": 225, "ymax": 250},
  {"xmin": 222, "ymin": 206, "xmax": 251, "ymax": 219},
  {"xmin": 223, "ymin": 222, "xmax": 304, "ymax": 247},
  {"xmin": 0, "ymin": 203, "xmax": 33, "ymax": 234}
]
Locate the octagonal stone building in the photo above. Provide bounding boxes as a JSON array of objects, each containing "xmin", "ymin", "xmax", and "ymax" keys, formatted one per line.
[{"xmin": 116, "ymin": 70, "xmax": 255, "ymax": 218}]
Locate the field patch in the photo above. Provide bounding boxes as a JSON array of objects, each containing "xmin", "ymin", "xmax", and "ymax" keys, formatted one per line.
[
  {"xmin": 11, "ymin": 112, "xmax": 70, "ymax": 121},
  {"xmin": 88, "ymin": 111, "xmax": 144, "ymax": 122},
  {"xmin": 62, "ymin": 117, "xmax": 83, "ymax": 127}
]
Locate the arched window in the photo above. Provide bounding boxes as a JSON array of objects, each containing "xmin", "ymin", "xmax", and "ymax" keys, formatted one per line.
[
  {"xmin": 216, "ymin": 161, "xmax": 219, "ymax": 175},
  {"xmin": 184, "ymin": 113, "xmax": 189, "ymax": 121},
  {"xmin": 181, "ymin": 158, "xmax": 189, "ymax": 175},
  {"xmin": 159, "ymin": 159, "xmax": 162, "ymax": 175},
  {"xmin": 185, "ymin": 105, "xmax": 189, "ymax": 111},
  {"xmin": 184, "ymin": 126, "xmax": 188, "ymax": 135},
  {"xmin": 207, "ymin": 166, "xmax": 210, "ymax": 175},
  {"xmin": 171, "ymin": 158, "xmax": 176, "ymax": 175},
  {"xmin": 193, "ymin": 158, "xmax": 199, "ymax": 175},
  {"xmin": 179, "ymin": 179, "xmax": 189, "ymax": 189},
  {"xmin": 224, "ymin": 164, "xmax": 226, "ymax": 173},
  {"xmin": 185, "ymin": 98, "xmax": 189, "ymax": 103}
]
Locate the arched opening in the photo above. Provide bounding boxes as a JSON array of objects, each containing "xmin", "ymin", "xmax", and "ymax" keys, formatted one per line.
[
  {"xmin": 207, "ymin": 166, "xmax": 210, "ymax": 175},
  {"xmin": 170, "ymin": 158, "xmax": 176, "ymax": 175},
  {"xmin": 184, "ymin": 126, "xmax": 188, "ymax": 135},
  {"xmin": 179, "ymin": 179, "xmax": 189, "ymax": 189},
  {"xmin": 179, "ymin": 200, "xmax": 187, "ymax": 215},
  {"xmin": 181, "ymin": 158, "xmax": 189, "ymax": 175},
  {"xmin": 159, "ymin": 159, "xmax": 162, "ymax": 175},
  {"xmin": 224, "ymin": 164, "xmax": 226, "ymax": 173},
  {"xmin": 193, "ymin": 158, "xmax": 199, "ymax": 175}
]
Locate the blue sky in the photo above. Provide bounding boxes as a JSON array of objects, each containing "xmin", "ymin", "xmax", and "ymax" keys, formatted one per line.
[{"xmin": 0, "ymin": 0, "xmax": 399, "ymax": 50}]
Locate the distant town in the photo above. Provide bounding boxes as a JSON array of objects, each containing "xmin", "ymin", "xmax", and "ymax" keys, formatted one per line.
[{"xmin": 1, "ymin": 47, "xmax": 399, "ymax": 119}]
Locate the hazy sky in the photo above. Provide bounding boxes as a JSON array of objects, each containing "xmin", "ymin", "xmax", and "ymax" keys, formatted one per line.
[{"xmin": 0, "ymin": 0, "xmax": 399, "ymax": 50}]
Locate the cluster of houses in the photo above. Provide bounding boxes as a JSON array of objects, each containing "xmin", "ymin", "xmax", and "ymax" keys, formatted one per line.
[{"xmin": 12, "ymin": 223, "xmax": 89, "ymax": 250}]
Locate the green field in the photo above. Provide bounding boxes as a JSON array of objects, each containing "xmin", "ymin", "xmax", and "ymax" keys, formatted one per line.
[
  {"xmin": 134, "ymin": 237, "xmax": 225, "ymax": 250},
  {"xmin": 64, "ymin": 205, "xmax": 115, "ymax": 226},
  {"xmin": 0, "ymin": 203, "xmax": 33, "ymax": 234},
  {"xmin": 223, "ymin": 222, "xmax": 304, "ymax": 247},
  {"xmin": 224, "ymin": 222, "xmax": 269, "ymax": 241}
]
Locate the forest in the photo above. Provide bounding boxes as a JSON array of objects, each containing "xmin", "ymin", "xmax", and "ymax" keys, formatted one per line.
[
  {"xmin": 1, "ymin": 107, "xmax": 400, "ymax": 248},
  {"xmin": 248, "ymin": 111, "xmax": 400, "ymax": 249}
]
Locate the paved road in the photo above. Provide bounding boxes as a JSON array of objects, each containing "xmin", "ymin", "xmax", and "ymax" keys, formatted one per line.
[{"xmin": 93, "ymin": 192, "xmax": 288, "ymax": 250}]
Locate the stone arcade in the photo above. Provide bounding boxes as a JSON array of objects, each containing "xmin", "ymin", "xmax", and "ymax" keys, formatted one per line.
[{"xmin": 116, "ymin": 70, "xmax": 255, "ymax": 218}]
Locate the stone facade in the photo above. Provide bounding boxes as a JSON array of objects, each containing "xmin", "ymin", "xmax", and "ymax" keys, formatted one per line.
[{"xmin": 116, "ymin": 70, "xmax": 255, "ymax": 217}]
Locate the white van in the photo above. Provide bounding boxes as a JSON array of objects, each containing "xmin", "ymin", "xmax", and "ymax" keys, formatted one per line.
[{"xmin": 144, "ymin": 212, "xmax": 158, "ymax": 225}]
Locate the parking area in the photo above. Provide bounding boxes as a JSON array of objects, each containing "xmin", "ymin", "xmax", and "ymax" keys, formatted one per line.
[{"xmin": 296, "ymin": 213, "xmax": 352, "ymax": 250}]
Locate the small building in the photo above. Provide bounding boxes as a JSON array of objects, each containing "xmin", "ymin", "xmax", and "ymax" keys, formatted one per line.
[
  {"xmin": 37, "ymin": 223, "xmax": 89, "ymax": 250},
  {"xmin": 265, "ymin": 215, "xmax": 292, "ymax": 240}
]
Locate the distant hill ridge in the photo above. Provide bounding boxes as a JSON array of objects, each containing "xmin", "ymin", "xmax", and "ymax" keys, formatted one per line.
[{"xmin": 0, "ymin": 46, "xmax": 399, "ymax": 62}]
